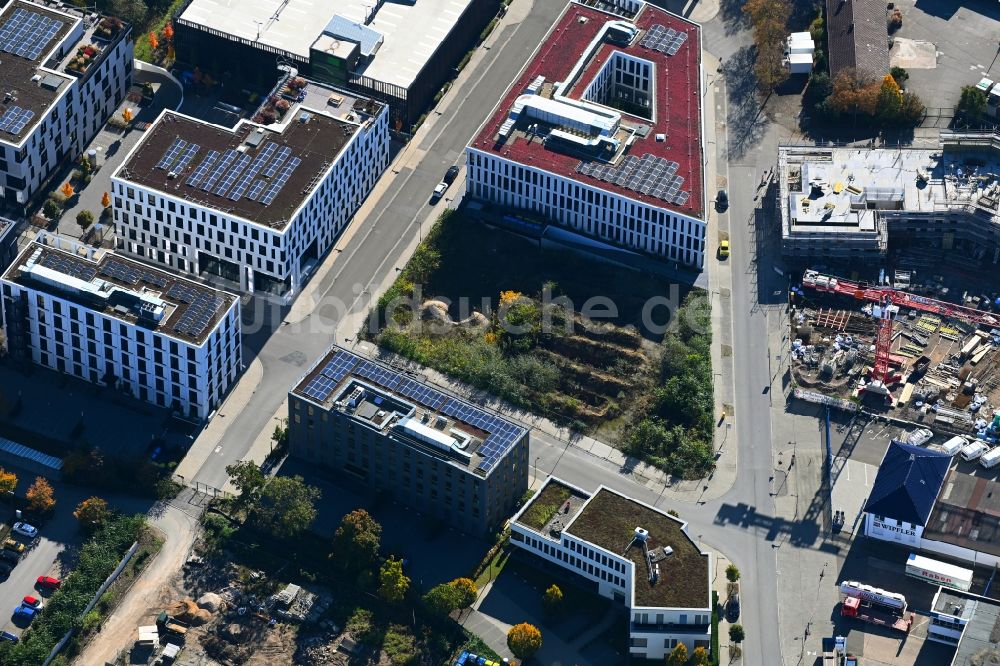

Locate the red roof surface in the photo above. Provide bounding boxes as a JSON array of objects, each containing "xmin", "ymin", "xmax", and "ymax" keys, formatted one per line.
[{"xmin": 471, "ymin": 2, "xmax": 704, "ymax": 219}]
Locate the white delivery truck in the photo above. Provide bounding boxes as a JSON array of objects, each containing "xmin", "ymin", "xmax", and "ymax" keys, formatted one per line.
[
  {"xmin": 939, "ymin": 436, "xmax": 968, "ymax": 456},
  {"xmin": 980, "ymin": 446, "xmax": 1000, "ymax": 469},
  {"xmin": 906, "ymin": 553, "xmax": 973, "ymax": 592},
  {"xmin": 961, "ymin": 440, "xmax": 990, "ymax": 461}
]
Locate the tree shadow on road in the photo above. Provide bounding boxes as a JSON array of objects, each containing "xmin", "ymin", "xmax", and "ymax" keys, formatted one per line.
[
  {"xmin": 719, "ymin": 0, "xmax": 750, "ymax": 36},
  {"xmin": 723, "ymin": 46, "xmax": 769, "ymax": 163}
]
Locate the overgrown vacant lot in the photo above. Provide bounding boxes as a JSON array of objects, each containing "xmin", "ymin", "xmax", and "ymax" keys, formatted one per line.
[{"xmin": 367, "ymin": 211, "xmax": 714, "ymax": 478}]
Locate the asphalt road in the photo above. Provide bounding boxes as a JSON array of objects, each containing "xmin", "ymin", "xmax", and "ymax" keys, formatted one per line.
[{"xmin": 182, "ymin": 1, "xmax": 787, "ymax": 663}]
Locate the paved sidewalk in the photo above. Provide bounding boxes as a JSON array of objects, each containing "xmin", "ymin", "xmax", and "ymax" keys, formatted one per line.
[{"xmin": 173, "ymin": 357, "xmax": 263, "ymax": 491}]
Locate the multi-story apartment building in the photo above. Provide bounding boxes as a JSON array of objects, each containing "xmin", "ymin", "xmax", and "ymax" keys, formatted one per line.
[
  {"xmin": 778, "ymin": 133, "xmax": 1000, "ymax": 263},
  {"xmin": 0, "ymin": 215, "xmax": 16, "ymax": 273},
  {"xmin": 0, "ymin": 234, "xmax": 241, "ymax": 419},
  {"xmin": 467, "ymin": 0, "xmax": 707, "ymax": 268},
  {"xmin": 0, "ymin": 0, "xmax": 132, "ymax": 211},
  {"xmin": 288, "ymin": 346, "xmax": 529, "ymax": 535},
  {"xmin": 111, "ymin": 85, "xmax": 389, "ymax": 295},
  {"xmin": 510, "ymin": 477, "xmax": 712, "ymax": 661}
]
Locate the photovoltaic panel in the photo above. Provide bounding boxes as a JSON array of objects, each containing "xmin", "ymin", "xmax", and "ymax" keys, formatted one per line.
[
  {"xmin": 213, "ymin": 152, "xmax": 252, "ymax": 197},
  {"xmin": 170, "ymin": 143, "xmax": 200, "ymax": 174},
  {"xmin": 246, "ymin": 179, "xmax": 268, "ymax": 201},
  {"xmin": 229, "ymin": 142, "xmax": 277, "ymax": 201},
  {"xmin": 261, "ymin": 146, "xmax": 292, "ymax": 179},
  {"xmin": 259, "ymin": 156, "xmax": 301, "ymax": 205},
  {"xmin": 39, "ymin": 251, "xmax": 97, "ymax": 282},
  {"xmin": 0, "ymin": 105, "xmax": 23, "ymax": 133},
  {"xmin": 200, "ymin": 149, "xmax": 237, "ymax": 192},
  {"xmin": 8, "ymin": 108, "xmax": 34, "ymax": 135},
  {"xmin": 0, "ymin": 9, "xmax": 63, "ymax": 62},
  {"xmin": 155, "ymin": 138, "xmax": 187, "ymax": 170},
  {"xmin": 186, "ymin": 150, "xmax": 220, "ymax": 187}
]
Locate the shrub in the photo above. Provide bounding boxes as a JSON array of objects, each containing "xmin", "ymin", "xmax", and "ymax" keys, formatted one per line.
[
  {"xmin": 346, "ymin": 608, "xmax": 377, "ymax": 642},
  {"xmin": 383, "ymin": 626, "xmax": 417, "ymax": 665},
  {"xmin": 729, "ymin": 624, "xmax": 745, "ymax": 643},
  {"xmin": 726, "ymin": 564, "xmax": 741, "ymax": 582},
  {"xmin": 507, "ymin": 623, "xmax": 542, "ymax": 658}
]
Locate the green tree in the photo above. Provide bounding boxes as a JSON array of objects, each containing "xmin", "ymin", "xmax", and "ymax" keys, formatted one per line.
[
  {"xmin": 225, "ymin": 460, "xmax": 266, "ymax": 517},
  {"xmin": 256, "ymin": 475, "xmax": 320, "ymax": 538},
  {"xmin": 0, "ymin": 467, "xmax": 16, "ymax": 494},
  {"xmin": 874, "ymin": 75, "xmax": 903, "ymax": 125},
  {"xmin": 726, "ymin": 564, "xmax": 741, "ymax": 582},
  {"xmin": 42, "ymin": 199, "xmax": 61, "ymax": 220},
  {"xmin": 690, "ymin": 646, "xmax": 711, "ymax": 665},
  {"xmin": 106, "ymin": 0, "xmax": 148, "ymax": 26},
  {"xmin": 958, "ymin": 85, "xmax": 988, "ymax": 120},
  {"xmin": 899, "ymin": 92, "xmax": 925, "ymax": 126},
  {"xmin": 331, "ymin": 509, "xmax": 382, "ymax": 570},
  {"xmin": 423, "ymin": 582, "xmax": 463, "ymax": 617},
  {"xmin": 889, "ymin": 66, "xmax": 909, "ymax": 87},
  {"xmin": 730, "ymin": 624, "xmax": 746, "ymax": 643},
  {"xmin": 378, "ymin": 557, "xmax": 410, "ymax": 604},
  {"xmin": 76, "ymin": 209, "xmax": 95, "ymax": 232},
  {"xmin": 543, "ymin": 584, "xmax": 564, "ymax": 613},
  {"xmin": 507, "ymin": 623, "xmax": 543, "ymax": 658},
  {"xmin": 666, "ymin": 642, "xmax": 688, "ymax": 665}
]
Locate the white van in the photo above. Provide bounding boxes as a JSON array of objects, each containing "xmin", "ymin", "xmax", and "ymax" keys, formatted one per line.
[
  {"xmin": 961, "ymin": 440, "xmax": 990, "ymax": 461},
  {"xmin": 939, "ymin": 436, "xmax": 968, "ymax": 456},
  {"xmin": 907, "ymin": 428, "xmax": 934, "ymax": 446},
  {"xmin": 981, "ymin": 446, "xmax": 1000, "ymax": 469}
]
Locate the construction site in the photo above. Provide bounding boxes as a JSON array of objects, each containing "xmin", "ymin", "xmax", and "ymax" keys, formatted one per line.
[{"xmin": 789, "ymin": 268, "xmax": 1000, "ymax": 440}]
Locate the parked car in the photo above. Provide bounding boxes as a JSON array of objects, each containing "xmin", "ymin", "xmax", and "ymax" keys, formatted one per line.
[
  {"xmin": 12, "ymin": 605, "xmax": 36, "ymax": 623},
  {"xmin": 12, "ymin": 522, "xmax": 37, "ymax": 539},
  {"xmin": 36, "ymin": 576, "xmax": 61, "ymax": 590},
  {"xmin": 0, "ymin": 630, "xmax": 17, "ymax": 643},
  {"xmin": 718, "ymin": 239, "xmax": 730, "ymax": 259},
  {"xmin": 443, "ymin": 165, "xmax": 460, "ymax": 185},
  {"xmin": 726, "ymin": 594, "xmax": 741, "ymax": 622},
  {"xmin": 716, "ymin": 188, "xmax": 728, "ymax": 211},
  {"xmin": 907, "ymin": 428, "xmax": 933, "ymax": 446},
  {"xmin": 0, "ymin": 549, "xmax": 19, "ymax": 563},
  {"xmin": 21, "ymin": 596, "xmax": 43, "ymax": 610},
  {"xmin": 2, "ymin": 538, "xmax": 25, "ymax": 553},
  {"xmin": 431, "ymin": 181, "xmax": 448, "ymax": 201}
]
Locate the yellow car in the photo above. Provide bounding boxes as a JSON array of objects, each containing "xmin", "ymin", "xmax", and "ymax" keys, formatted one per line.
[
  {"xmin": 2, "ymin": 538, "xmax": 25, "ymax": 554},
  {"xmin": 718, "ymin": 239, "xmax": 730, "ymax": 259}
]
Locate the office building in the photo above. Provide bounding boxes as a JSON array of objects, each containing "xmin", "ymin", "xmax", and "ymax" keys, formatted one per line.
[
  {"xmin": 111, "ymin": 83, "xmax": 389, "ymax": 295},
  {"xmin": 174, "ymin": 0, "xmax": 500, "ymax": 127},
  {"xmin": 288, "ymin": 346, "xmax": 529, "ymax": 535},
  {"xmin": 510, "ymin": 476, "xmax": 712, "ymax": 660},
  {"xmin": 0, "ymin": 0, "xmax": 132, "ymax": 211},
  {"xmin": 0, "ymin": 234, "xmax": 241, "ymax": 419},
  {"xmin": 466, "ymin": 0, "xmax": 707, "ymax": 268}
]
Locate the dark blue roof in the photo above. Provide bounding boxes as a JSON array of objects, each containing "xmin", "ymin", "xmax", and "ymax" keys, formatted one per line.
[{"xmin": 864, "ymin": 440, "xmax": 951, "ymax": 526}]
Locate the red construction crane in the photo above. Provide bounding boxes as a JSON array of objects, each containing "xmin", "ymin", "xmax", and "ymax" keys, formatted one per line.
[{"xmin": 800, "ymin": 270, "xmax": 1000, "ymax": 392}]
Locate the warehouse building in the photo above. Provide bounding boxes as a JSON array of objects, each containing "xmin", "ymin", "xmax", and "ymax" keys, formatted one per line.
[
  {"xmin": 467, "ymin": 0, "xmax": 706, "ymax": 268},
  {"xmin": 510, "ymin": 476, "xmax": 712, "ymax": 661},
  {"xmin": 288, "ymin": 346, "xmax": 529, "ymax": 535},
  {"xmin": 0, "ymin": 234, "xmax": 241, "ymax": 420},
  {"xmin": 778, "ymin": 134, "xmax": 1000, "ymax": 263},
  {"xmin": 173, "ymin": 0, "xmax": 500, "ymax": 128},
  {"xmin": 0, "ymin": 0, "xmax": 133, "ymax": 212},
  {"xmin": 111, "ymin": 85, "xmax": 388, "ymax": 295}
]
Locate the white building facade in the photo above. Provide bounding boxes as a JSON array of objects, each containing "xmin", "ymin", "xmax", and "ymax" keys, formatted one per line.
[
  {"xmin": 509, "ymin": 478, "xmax": 712, "ymax": 661},
  {"xmin": 111, "ymin": 96, "xmax": 389, "ymax": 295},
  {"xmin": 465, "ymin": 151, "xmax": 707, "ymax": 268},
  {"xmin": 1, "ymin": 1, "xmax": 133, "ymax": 210},
  {"xmin": 0, "ymin": 236, "xmax": 241, "ymax": 419}
]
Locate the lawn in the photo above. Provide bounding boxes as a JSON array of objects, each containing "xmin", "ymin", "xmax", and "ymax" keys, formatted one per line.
[
  {"xmin": 517, "ymin": 482, "xmax": 573, "ymax": 531},
  {"xmin": 368, "ymin": 209, "xmax": 716, "ymax": 478}
]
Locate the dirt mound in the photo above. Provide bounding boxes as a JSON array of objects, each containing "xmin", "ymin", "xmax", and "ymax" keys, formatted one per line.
[
  {"xmin": 198, "ymin": 592, "xmax": 225, "ymax": 613},
  {"xmin": 168, "ymin": 599, "xmax": 200, "ymax": 621}
]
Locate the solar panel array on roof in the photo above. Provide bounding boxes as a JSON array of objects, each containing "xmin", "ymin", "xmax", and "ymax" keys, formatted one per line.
[
  {"xmin": 155, "ymin": 139, "xmax": 187, "ymax": 170},
  {"xmin": 186, "ymin": 150, "xmax": 220, "ymax": 188},
  {"xmin": 0, "ymin": 8, "xmax": 62, "ymax": 61},
  {"xmin": 213, "ymin": 153, "xmax": 252, "ymax": 197},
  {"xmin": 640, "ymin": 24, "xmax": 687, "ymax": 56},
  {"xmin": 0, "ymin": 105, "xmax": 35, "ymax": 135},
  {"xmin": 38, "ymin": 251, "xmax": 97, "ymax": 282},
  {"xmin": 301, "ymin": 352, "xmax": 360, "ymax": 402},
  {"xmin": 200, "ymin": 149, "xmax": 237, "ymax": 192},
  {"xmin": 576, "ymin": 153, "xmax": 688, "ymax": 205},
  {"xmin": 171, "ymin": 143, "xmax": 201, "ymax": 174},
  {"xmin": 100, "ymin": 257, "xmax": 168, "ymax": 288},
  {"xmin": 229, "ymin": 142, "xmax": 277, "ymax": 202},
  {"xmin": 166, "ymin": 282, "xmax": 224, "ymax": 337},
  {"xmin": 259, "ymin": 157, "xmax": 301, "ymax": 205}
]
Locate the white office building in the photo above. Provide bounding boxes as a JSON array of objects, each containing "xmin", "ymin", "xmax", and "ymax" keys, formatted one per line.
[
  {"xmin": 0, "ymin": 234, "xmax": 241, "ymax": 420},
  {"xmin": 111, "ymin": 84, "xmax": 389, "ymax": 295},
  {"xmin": 467, "ymin": 1, "xmax": 707, "ymax": 268},
  {"xmin": 510, "ymin": 477, "xmax": 712, "ymax": 661},
  {"xmin": 0, "ymin": 0, "xmax": 132, "ymax": 210}
]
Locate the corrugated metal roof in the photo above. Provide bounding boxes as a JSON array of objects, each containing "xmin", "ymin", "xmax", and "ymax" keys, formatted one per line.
[
  {"xmin": 322, "ymin": 15, "xmax": 383, "ymax": 58},
  {"xmin": 864, "ymin": 440, "xmax": 950, "ymax": 526}
]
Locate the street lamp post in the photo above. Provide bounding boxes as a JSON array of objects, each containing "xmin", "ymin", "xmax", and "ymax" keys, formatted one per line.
[{"xmin": 533, "ymin": 456, "xmax": 541, "ymax": 486}]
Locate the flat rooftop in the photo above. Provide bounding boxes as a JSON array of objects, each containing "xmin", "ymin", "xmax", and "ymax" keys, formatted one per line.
[
  {"xmin": 924, "ymin": 468, "xmax": 1000, "ymax": 560},
  {"xmin": 116, "ymin": 104, "xmax": 377, "ymax": 230},
  {"xmin": 178, "ymin": 0, "xmax": 474, "ymax": 89},
  {"xmin": 471, "ymin": 1, "xmax": 704, "ymax": 220},
  {"xmin": 779, "ymin": 141, "xmax": 1000, "ymax": 238},
  {"xmin": 292, "ymin": 347, "xmax": 527, "ymax": 476},
  {"xmin": 937, "ymin": 589, "xmax": 1000, "ymax": 666},
  {"xmin": 0, "ymin": 0, "xmax": 76, "ymax": 143},
  {"xmin": 2, "ymin": 238, "xmax": 237, "ymax": 345}
]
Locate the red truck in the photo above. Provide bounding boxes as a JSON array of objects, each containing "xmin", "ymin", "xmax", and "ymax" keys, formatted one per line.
[{"xmin": 839, "ymin": 581, "xmax": 912, "ymax": 633}]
